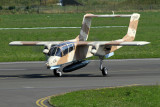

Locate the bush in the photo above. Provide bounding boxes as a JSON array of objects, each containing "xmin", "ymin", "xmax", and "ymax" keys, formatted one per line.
[
  {"xmin": 8, "ymin": 6, "xmax": 15, "ymax": 10},
  {"xmin": 0, "ymin": 6, "xmax": 2, "ymax": 10},
  {"xmin": 25, "ymin": 6, "xmax": 30, "ymax": 10}
]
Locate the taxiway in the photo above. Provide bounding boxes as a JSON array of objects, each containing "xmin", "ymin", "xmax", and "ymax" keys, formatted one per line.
[{"xmin": 0, "ymin": 59, "xmax": 160, "ymax": 107}]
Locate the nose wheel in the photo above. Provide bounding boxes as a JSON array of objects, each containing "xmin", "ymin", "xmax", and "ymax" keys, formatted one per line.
[
  {"xmin": 53, "ymin": 69, "xmax": 62, "ymax": 77},
  {"xmin": 99, "ymin": 57, "xmax": 108, "ymax": 76}
]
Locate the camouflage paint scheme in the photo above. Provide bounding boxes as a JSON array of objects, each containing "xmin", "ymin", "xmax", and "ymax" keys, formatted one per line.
[{"xmin": 9, "ymin": 13, "xmax": 150, "ymax": 68}]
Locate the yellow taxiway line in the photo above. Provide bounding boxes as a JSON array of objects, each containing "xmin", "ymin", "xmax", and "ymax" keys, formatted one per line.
[{"xmin": 36, "ymin": 96, "xmax": 51, "ymax": 107}]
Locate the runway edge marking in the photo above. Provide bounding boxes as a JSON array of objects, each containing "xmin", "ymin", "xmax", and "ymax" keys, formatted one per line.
[{"xmin": 36, "ymin": 84, "xmax": 142, "ymax": 107}]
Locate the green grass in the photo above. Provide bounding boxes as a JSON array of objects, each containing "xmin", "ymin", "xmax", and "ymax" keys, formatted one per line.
[
  {"xmin": 49, "ymin": 85, "xmax": 160, "ymax": 107},
  {"xmin": 0, "ymin": 11, "xmax": 159, "ymax": 62}
]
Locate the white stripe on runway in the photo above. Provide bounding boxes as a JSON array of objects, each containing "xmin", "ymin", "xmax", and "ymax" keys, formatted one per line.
[
  {"xmin": 0, "ymin": 26, "xmax": 127, "ymax": 30},
  {"xmin": 0, "ymin": 69, "xmax": 26, "ymax": 71},
  {"xmin": 0, "ymin": 61, "xmax": 45, "ymax": 65}
]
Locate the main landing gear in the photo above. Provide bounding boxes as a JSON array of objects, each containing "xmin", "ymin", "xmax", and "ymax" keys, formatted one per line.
[
  {"xmin": 53, "ymin": 57, "xmax": 108, "ymax": 77},
  {"xmin": 53, "ymin": 69, "xmax": 62, "ymax": 77},
  {"xmin": 99, "ymin": 57, "xmax": 108, "ymax": 76}
]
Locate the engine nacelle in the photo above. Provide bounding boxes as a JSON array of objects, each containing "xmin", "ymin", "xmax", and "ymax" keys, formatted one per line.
[
  {"xmin": 43, "ymin": 44, "xmax": 52, "ymax": 54},
  {"xmin": 91, "ymin": 45, "xmax": 111, "ymax": 56},
  {"xmin": 90, "ymin": 48, "xmax": 106, "ymax": 56},
  {"xmin": 63, "ymin": 60, "xmax": 90, "ymax": 72},
  {"xmin": 43, "ymin": 49, "xmax": 49, "ymax": 54}
]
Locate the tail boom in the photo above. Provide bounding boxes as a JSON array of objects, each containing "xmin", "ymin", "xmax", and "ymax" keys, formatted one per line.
[
  {"xmin": 78, "ymin": 14, "xmax": 92, "ymax": 41},
  {"xmin": 77, "ymin": 13, "xmax": 134, "ymax": 42}
]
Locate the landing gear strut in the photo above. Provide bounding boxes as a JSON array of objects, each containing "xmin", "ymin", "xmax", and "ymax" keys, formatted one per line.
[
  {"xmin": 53, "ymin": 69, "xmax": 62, "ymax": 77},
  {"xmin": 99, "ymin": 56, "xmax": 108, "ymax": 76}
]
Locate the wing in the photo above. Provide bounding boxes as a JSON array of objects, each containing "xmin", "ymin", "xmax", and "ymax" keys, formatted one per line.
[
  {"xmin": 9, "ymin": 41, "xmax": 62, "ymax": 46},
  {"xmin": 76, "ymin": 41, "xmax": 150, "ymax": 46}
]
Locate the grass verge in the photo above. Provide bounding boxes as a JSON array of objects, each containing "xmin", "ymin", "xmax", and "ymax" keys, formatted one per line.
[{"xmin": 49, "ymin": 85, "xmax": 160, "ymax": 107}]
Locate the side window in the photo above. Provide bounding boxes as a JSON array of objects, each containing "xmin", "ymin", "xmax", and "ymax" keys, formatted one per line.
[
  {"xmin": 63, "ymin": 49, "xmax": 68, "ymax": 56},
  {"xmin": 56, "ymin": 48, "xmax": 62, "ymax": 57},
  {"xmin": 62, "ymin": 45, "xmax": 68, "ymax": 56},
  {"xmin": 68, "ymin": 44, "xmax": 74, "ymax": 52},
  {"xmin": 49, "ymin": 47, "xmax": 57, "ymax": 56},
  {"xmin": 69, "ymin": 47, "xmax": 73, "ymax": 52}
]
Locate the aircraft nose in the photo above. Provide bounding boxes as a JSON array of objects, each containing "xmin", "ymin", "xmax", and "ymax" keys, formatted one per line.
[
  {"xmin": 47, "ymin": 57, "xmax": 57, "ymax": 67},
  {"xmin": 46, "ymin": 62, "xmax": 50, "ymax": 69}
]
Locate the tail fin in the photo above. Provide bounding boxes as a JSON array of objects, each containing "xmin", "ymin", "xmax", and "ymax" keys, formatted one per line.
[
  {"xmin": 77, "ymin": 14, "xmax": 93, "ymax": 41},
  {"xmin": 123, "ymin": 13, "xmax": 140, "ymax": 42}
]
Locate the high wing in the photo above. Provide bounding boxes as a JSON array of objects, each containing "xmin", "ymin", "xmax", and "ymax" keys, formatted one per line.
[
  {"xmin": 9, "ymin": 41, "xmax": 150, "ymax": 46},
  {"xmin": 76, "ymin": 41, "xmax": 150, "ymax": 46},
  {"xmin": 9, "ymin": 41, "xmax": 62, "ymax": 46}
]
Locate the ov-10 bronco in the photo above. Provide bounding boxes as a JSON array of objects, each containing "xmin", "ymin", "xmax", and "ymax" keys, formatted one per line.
[{"xmin": 9, "ymin": 13, "xmax": 150, "ymax": 77}]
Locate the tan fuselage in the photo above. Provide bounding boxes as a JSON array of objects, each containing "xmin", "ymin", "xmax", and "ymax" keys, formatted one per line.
[{"xmin": 47, "ymin": 40, "xmax": 93, "ymax": 67}]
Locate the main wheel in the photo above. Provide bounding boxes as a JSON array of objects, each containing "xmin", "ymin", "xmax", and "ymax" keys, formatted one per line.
[
  {"xmin": 53, "ymin": 69, "xmax": 62, "ymax": 77},
  {"xmin": 102, "ymin": 67, "xmax": 108, "ymax": 76}
]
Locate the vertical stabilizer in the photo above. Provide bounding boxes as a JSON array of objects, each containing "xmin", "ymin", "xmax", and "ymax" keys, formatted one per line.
[
  {"xmin": 77, "ymin": 14, "xmax": 93, "ymax": 41},
  {"xmin": 123, "ymin": 13, "xmax": 140, "ymax": 42}
]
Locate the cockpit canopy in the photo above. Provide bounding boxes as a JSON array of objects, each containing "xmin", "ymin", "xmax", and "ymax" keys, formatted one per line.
[{"xmin": 49, "ymin": 42, "xmax": 75, "ymax": 57}]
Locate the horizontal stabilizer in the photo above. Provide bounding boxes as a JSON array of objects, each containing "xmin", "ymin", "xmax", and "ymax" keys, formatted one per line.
[{"xmin": 85, "ymin": 14, "xmax": 132, "ymax": 18}]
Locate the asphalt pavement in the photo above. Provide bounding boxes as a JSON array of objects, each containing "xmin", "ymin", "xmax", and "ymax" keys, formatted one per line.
[{"xmin": 0, "ymin": 59, "xmax": 160, "ymax": 107}]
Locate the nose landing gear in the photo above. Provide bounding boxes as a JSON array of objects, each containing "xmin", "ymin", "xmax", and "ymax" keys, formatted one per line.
[
  {"xmin": 99, "ymin": 57, "xmax": 108, "ymax": 76},
  {"xmin": 53, "ymin": 69, "xmax": 62, "ymax": 77}
]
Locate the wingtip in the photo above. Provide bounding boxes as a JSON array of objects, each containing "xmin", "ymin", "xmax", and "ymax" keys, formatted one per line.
[
  {"xmin": 9, "ymin": 41, "xmax": 22, "ymax": 46},
  {"xmin": 146, "ymin": 41, "xmax": 150, "ymax": 44},
  {"xmin": 9, "ymin": 41, "xmax": 14, "ymax": 46},
  {"xmin": 138, "ymin": 41, "xmax": 150, "ymax": 45},
  {"xmin": 145, "ymin": 41, "xmax": 150, "ymax": 45}
]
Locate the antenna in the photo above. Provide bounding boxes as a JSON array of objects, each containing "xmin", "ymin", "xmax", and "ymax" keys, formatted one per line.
[{"xmin": 112, "ymin": 11, "xmax": 115, "ymax": 15}]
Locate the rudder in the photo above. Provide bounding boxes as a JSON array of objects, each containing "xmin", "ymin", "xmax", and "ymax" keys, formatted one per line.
[{"xmin": 123, "ymin": 13, "xmax": 140, "ymax": 42}]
